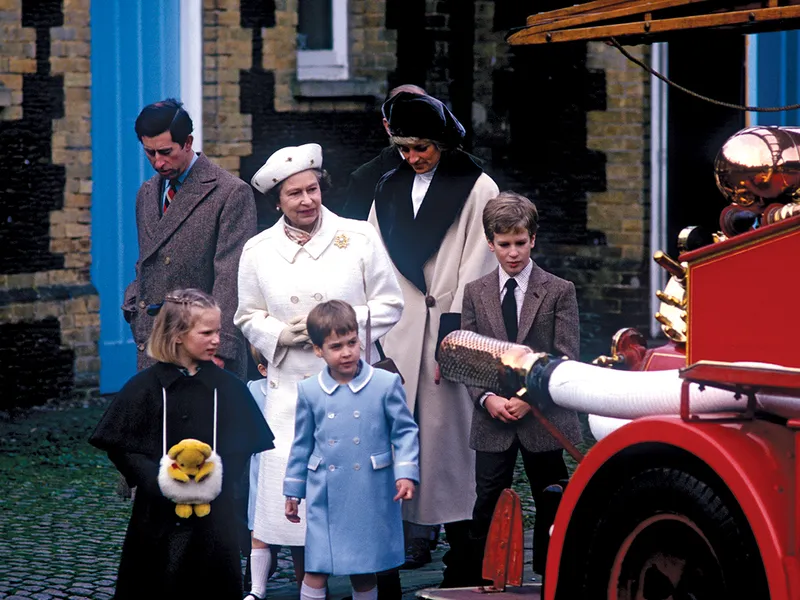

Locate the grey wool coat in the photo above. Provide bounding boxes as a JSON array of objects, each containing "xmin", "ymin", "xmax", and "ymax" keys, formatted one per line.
[
  {"xmin": 461, "ymin": 262, "xmax": 583, "ymax": 453},
  {"xmin": 123, "ymin": 154, "xmax": 257, "ymax": 379}
]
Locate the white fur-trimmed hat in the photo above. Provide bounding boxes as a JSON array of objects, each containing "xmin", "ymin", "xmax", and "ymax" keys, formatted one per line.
[{"xmin": 251, "ymin": 143, "xmax": 323, "ymax": 194}]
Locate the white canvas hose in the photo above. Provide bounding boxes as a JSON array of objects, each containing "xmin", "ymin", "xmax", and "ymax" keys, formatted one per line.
[
  {"xmin": 587, "ymin": 414, "xmax": 632, "ymax": 440},
  {"xmin": 546, "ymin": 361, "xmax": 800, "ymax": 440}
]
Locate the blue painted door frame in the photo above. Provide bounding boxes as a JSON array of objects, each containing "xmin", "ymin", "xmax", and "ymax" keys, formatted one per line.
[
  {"xmin": 91, "ymin": 0, "xmax": 181, "ymax": 393},
  {"xmin": 749, "ymin": 31, "xmax": 800, "ymax": 126}
]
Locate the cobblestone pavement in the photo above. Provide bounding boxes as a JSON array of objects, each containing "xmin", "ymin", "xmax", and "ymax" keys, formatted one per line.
[{"xmin": 0, "ymin": 405, "xmax": 588, "ymax": 599}]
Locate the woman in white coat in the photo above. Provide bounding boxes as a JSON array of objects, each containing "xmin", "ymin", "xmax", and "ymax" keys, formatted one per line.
[
  {"xmin": 368, "ymin": 93, "xmax": 499, "ymax": 588},
  {"xmin": 235, "ymin": 143, "xmax": 403, "ymax": 600}
]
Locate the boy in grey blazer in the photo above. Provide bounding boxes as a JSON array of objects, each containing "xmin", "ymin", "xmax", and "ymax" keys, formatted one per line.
[{"xmin": 461, "ymin": 191, "xmax": 582, "ymax": 578}]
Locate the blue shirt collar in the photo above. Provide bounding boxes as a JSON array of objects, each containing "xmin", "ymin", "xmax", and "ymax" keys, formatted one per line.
[
  {"xmin": 164, "ymin": 152, "xmax": 199, "ymax": 192},
  {"xmin": 177, "ymin": 152, "xmax": 199, "ymax": 185}
]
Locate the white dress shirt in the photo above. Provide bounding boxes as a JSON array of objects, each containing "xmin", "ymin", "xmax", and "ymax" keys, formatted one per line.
[
  {"xmin": 498, "ymin": 259, "xmax": 533, "ymax": 322},
  {"xmin": 411, "ymin": 166, "xmax": 437, "ymax": 218}
]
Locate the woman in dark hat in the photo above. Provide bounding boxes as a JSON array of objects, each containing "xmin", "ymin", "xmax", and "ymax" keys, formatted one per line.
[{"xmin": 368, "ymin": 92, "xmax": 500, "ymax": 588}]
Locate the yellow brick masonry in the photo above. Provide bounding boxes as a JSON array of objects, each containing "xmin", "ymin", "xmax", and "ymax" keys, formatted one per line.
[
  {"xmin": 0, "ymin": 0, "xmax": 100, "ymax": 403},
  {"xmin": 0, "ymin": 0, "xmax": 35, "ymax": 122},
  {"xmin": 253, "ymin": 0, "xmax": 395, "ymax": 113},
  {"xmin": 586, "ymin": 41, "xmax": 650, "ymax": 261},
  {"xmin": 203, "ymin": 0, "xmax": 253, "ymax": 174}
]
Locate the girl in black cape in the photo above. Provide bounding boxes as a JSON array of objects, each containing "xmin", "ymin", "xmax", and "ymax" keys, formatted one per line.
[{"xmin": 90, "ymin": 288, "xmax": 274, "ymax": 600}]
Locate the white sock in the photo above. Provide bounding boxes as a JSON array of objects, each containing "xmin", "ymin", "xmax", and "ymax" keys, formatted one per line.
[
  {"xmin": 248, "ymin": 547, "xmax": 271, "ymax": 598},
  {"xmin": 301, "ymin": 582, "xmax": 328, "ymax": 600},
  {"xmin": 352, "ymin": 586, "xmax": 378, "ymax": 600}
]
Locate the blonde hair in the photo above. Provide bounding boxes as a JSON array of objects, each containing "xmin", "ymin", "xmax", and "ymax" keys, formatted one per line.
[
  {"xmin": 147, "ymin": 288, "xmax": 220, "ymax": 364},
  {"xmin": 482, "ymin": 191, "xmax": 539, "ymax": 241}
]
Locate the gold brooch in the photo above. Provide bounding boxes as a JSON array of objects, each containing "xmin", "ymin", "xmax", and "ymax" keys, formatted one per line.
[{"xmin": 333, "ymin": 233, "xmax": 349, "ymax": 249}]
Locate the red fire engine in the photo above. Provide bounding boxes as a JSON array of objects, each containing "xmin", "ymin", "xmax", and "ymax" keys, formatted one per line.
[{"xmin": 434, "ymin": 3, "xmax": 800, "ymax": 599}]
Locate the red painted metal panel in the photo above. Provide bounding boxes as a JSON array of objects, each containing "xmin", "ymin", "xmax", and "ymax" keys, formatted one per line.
[
  {"xmin": 640, "ymin": 342, "xmax": 686, "ymax": 371},
  {"xmin": 682, "ymin": 216, "xmax": 800, "ymax": 368},
  {"xmin": 483, "ymin": 489, "xmax": 525, "ymax": 590}
]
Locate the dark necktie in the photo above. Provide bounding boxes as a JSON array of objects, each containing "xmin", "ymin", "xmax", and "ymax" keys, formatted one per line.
[
  {"xmin": 502, "ymin": 278, "xmax": 518, "ymax": 342},
  {"xmin": 164, "ymin": 182, "xmax": 177, "ymax": 214}
]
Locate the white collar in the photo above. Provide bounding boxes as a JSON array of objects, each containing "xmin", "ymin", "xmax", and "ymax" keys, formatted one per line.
[
  {"xmin": 318, "ymin": 361, "xmax": 374, "ymax": 395},
  {"xmin": 413, "ymin": 164, "xmax": 437, "ymax": 182},
  {"xmin": 498, "ymin": 259, "xmax": 533, "ymax": 294}
]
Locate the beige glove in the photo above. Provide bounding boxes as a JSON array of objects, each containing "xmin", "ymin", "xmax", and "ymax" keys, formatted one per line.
[{"xmin": 277, "ymin": 315, "xmax": 310, "ymax": 348}]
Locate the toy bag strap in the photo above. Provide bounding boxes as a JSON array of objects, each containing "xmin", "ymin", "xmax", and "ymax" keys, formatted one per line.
[
  {"xmin": 366, "ymin": 308, "xmax": 372, "ymax": 364},
  {"xmin": 212, "ymin": 388, "xmax": 218, "ymax": 451},
  {"xmin": 162, "ymin": 387, "xmax": 168, "ymax": 456}
]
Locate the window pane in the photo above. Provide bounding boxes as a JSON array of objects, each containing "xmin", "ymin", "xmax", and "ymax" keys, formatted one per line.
[{"xmin": 298, "ymin": 0, "xmax": 333, "ymax": 50}]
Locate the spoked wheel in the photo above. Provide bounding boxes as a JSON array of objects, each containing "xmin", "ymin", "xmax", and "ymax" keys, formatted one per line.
[
  {"xmin": 569, "ymin": 467, "xmax": 769, "ymax": 600},
  {"xmin": 609, "ymin": 514, "xmax": 724, "ymax": 600}
]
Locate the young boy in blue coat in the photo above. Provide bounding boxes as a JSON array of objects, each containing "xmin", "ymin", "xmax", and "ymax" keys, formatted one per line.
[{"xmin": 284, "ymin": 300, "xmax": 420, "ymax": 600}]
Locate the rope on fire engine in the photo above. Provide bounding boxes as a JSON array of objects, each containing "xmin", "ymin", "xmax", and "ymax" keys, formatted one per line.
[{"xmin": 609, "ymin": 37, "xmax": 800, "ymax": 113}]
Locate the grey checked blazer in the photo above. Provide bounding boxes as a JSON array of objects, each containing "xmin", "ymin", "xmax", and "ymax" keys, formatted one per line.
[
  {"xmin": 461, "ymin": 262, "xmax": 582, "ymax": 453},
  {"xmin": 123, "ymin": 154, "xmax": 256, "ymax": 379}
]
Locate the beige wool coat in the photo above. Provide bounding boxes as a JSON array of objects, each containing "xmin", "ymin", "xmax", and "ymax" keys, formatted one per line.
[{"xmin": 369, "ymin": 171, "xmax": 499, "ymax": 525}]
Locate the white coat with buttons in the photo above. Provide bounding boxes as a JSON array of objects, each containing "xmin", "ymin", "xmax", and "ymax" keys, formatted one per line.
[
  {"xmin": 284, "ymin": 363, "xmax": 419, "ymax": 575},
  {"xmin": 235, "ymin": 206, "xmax": 404, "ymax": 545}
]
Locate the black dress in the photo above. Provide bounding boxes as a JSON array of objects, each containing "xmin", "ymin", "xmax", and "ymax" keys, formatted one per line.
[{"xmin": 90, "ymin": 362, "xmax": 274, "ymax": 600}]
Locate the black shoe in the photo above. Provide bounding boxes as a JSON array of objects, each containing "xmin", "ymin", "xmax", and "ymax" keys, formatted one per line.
[{"xmin": 401, "ymin": 538, "xmax": 432, "ymax": 569}]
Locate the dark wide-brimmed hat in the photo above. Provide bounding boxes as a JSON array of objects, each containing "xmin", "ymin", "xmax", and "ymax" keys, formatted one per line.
[{"xmin": 384, "ymin": 92, "xmax": 466, "ymax": 147}]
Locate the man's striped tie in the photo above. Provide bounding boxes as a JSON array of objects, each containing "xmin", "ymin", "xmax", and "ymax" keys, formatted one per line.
[{"xmin": 164, "ymin": 182, "xmax": 177, "ymax": 214}]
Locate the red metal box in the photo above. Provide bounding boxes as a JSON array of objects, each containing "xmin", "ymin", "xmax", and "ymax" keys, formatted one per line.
[{"xmin": 681, "ymin": 215, "xmax": 800, "ymax": 368}]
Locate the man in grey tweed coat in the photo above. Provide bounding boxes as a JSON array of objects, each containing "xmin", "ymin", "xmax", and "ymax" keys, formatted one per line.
[
  {"xmin": 122, "ymin": 98, "xmax": 256, "ymax": 380},
  {"xmin": 460, "ymin": 191, "xmax": 582, "ymax": 580}
]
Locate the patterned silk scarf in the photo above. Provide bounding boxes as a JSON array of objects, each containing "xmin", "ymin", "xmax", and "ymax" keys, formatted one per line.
[{"xmin": 283, "ymin": 212, "xmax": 322, "ymax": 246}]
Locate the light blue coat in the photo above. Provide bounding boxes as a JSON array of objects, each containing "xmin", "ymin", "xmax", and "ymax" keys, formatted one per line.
[
  {"xmin": 283, "ymin": 362, "xmax": 420, "ymax": 575},
  {"xmin": 246, "ymin": 378, "xmax": 268, "ymax": 530}
]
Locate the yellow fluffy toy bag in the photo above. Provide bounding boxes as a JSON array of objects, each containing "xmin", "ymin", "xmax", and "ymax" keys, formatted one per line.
[{"xmin": 157, "ymin": 388, "xmax": 223, "ymax": 518}]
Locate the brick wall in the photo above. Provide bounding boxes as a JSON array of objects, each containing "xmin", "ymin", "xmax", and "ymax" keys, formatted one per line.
[
  {"xmin": 586, "ymin": 42, "xmax": 649, "ymax": 261},
  {"xmin": 202, "ymin": 0, "xmax": 253, "ymax": 175},
  {"xmin": 0, "ymin": 0, "xmax": 657, "ymax": 409},
  {"xmin": 232, "ymin": 0, "xmax": 397, "ymax": 228},
  {"xmin": 468, "ymin": 5, "xmax": 653, "ymax": 360},
  {"xmin": 0, "ymin": 0, "xmax": 99, "ymax": 411}
]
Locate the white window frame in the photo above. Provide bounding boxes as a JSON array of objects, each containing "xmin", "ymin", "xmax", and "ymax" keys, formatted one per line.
[
  {"xmin": 180, "ymin": 0, "xmax": 203, "ymax": 150},
  {"xmin": 297, "ymin": 0, "xmax": 349, "ymax": 81},
  {"xmin": 650, "ymin": 42, "xmax": 668, "ymax": 338}
]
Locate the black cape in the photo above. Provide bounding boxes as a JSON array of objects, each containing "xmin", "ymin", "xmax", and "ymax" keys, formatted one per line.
[
  {"xmin": 337, "ymin": 146, "xmax": 403, "ymax": 221},
  {"xmin": 90, "ymin": 362, "xmax": 274, "ymax": 600}
]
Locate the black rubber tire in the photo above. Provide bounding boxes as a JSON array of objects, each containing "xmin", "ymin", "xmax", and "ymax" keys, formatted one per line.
[{"xmin": 571, "ymin": 467, "xmax": 769, "ymax": 599}]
